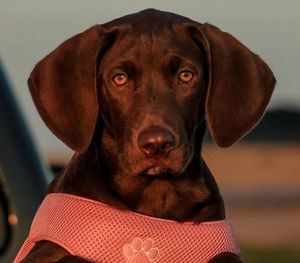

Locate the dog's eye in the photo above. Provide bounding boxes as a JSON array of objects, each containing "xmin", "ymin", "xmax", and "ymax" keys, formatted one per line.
[
  {"xmin": 179, "ymin": 71, "xmax": 193, "ymax": 83},
  {"xmin": 113, "ymin": 74, "xmax": 128, "ymax": 86}
]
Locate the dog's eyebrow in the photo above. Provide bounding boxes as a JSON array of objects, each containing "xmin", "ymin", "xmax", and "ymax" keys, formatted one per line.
[
  {"xmin": 168, "ymin": 55, "xmax": 200, "ymax": 74},
  {"xmin": 169, "ymin": 56, "xmax": 182, "ymax": 73},
  {"xmin": 110, "ymin": 60, "xmax": 137, "ymax": 76}
]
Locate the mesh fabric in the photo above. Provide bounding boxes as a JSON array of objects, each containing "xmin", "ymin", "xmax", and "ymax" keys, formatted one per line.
[{"xmin": 14, "ymin": 193, "xmax": 240, "ymax": 262}]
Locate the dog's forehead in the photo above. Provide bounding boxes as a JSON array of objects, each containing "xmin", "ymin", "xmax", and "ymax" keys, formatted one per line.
[
  {"xmin": 102, "ymin": 8, "xmax": 198, "ymax": 35},
  {"xmin": 100, "ymin": 36, "xmax": 202, "ymax": 75},
  {"xmin": 100, "ymin": 10, "xmax": 202, "ymax": 69},
  {"xmin": 102, "ymin": 9, "xmax": 197, "ymax": 29}
]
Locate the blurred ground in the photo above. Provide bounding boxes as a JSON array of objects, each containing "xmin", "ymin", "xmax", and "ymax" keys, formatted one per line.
[{"xmin": 202, "ymin": 143, "xmax": 300, "ymax": 257}]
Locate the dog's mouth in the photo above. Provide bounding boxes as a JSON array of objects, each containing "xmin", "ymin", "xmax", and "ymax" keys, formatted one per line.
[
  {"xmin": 145, "ymin": 166, "xmax": 170, "ymax": 176},
  {"xmin": 140, "ymin": 166, "xmax": 180, "ymax": 180}
]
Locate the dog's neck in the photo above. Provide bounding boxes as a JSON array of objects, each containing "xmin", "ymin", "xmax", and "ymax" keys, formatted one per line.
[{"xmin": 49, "ymin": 145, "xmax": 225, "ymax": 223}]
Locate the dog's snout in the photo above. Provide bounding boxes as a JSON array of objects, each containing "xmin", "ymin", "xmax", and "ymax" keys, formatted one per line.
[{"xmin": 138, "ymin": 129, "xmax": 175, "ymax": 157}]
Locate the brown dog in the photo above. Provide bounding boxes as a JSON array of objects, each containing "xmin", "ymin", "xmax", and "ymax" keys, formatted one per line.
[{"xmin": 20, "ymin": 9, "xmax": 275, "ymax": 263}]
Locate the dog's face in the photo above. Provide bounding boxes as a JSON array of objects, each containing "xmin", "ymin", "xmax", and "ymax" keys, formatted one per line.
[
  {"xmin": 28, "ymin": 9, "xmax": 275, "ymax": 218},
  {"xmin": 96, "ymin": 25, "xmax": 208, "ymax": 210},
  {"xmin": 98, "ymin": 26, "xmax": 206, "ymax": 177}
]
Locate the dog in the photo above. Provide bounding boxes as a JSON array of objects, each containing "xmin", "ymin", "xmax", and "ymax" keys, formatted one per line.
[{"xmin": 16, "ymin": 9, "xmax": 275, "ymax": 263}]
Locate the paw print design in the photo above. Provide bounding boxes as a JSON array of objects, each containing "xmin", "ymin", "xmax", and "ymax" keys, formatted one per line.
[{"xmin": 123, "ymin": 237, "xmax": 159, "ymax": 263}]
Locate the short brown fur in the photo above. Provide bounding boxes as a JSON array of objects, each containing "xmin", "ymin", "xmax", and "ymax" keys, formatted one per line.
[{"xmin": 21, "ymin": 9, "xmax": 275, "ymax": 263}]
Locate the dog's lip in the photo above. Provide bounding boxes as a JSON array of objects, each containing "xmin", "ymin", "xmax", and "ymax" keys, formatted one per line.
[{"xmin": 145, "ymin": 166, "xmax": 170, "ymax": 176}]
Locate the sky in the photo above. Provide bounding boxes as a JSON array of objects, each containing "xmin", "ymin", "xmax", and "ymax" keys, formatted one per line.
[{"xmin": 0, "ymin": 0, "xmax": 299, "ymax": 155}]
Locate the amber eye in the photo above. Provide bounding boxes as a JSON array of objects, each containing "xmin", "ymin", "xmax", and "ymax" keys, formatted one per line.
[
  {"xmin": 179, "ymin": 71, "xmax": 193, "ymax": 83},
  {"xmin": 113, "ymin": 74, "xmax": 128, "ymax": 86}
]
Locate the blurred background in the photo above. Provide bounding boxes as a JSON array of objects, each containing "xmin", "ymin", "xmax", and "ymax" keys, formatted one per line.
[{"xmin": 0, "ymin": 0, "xmax": 299, "ymax": 262}]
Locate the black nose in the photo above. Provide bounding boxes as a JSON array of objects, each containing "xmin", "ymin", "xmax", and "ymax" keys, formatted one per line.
[{"xmin": 138, "ymin": 129, "xmax": 175, "ymax": 157}]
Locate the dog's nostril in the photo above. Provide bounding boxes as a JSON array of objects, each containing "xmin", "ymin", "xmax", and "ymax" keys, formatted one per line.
[
  {"xmin": 138, "ymin": 129, "xmax": 175, "ymax": 156},
  {"xmin": 162, "ymin": 142, "xmax": 172, "ymax": 149}
]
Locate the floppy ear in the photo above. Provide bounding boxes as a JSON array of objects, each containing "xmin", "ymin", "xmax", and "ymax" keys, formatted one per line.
[
  {"xmin": 28, "ymin": 25, "xmax": 112, "ymax": 152},
  {"xmin": 192, "ymin": 23, "xmax": 276, "ymax": 147}
]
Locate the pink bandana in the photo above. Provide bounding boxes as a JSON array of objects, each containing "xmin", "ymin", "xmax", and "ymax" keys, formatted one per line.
[{"xmin": 14, "ymin": 193, "xmax": 240, "ymax": 262}]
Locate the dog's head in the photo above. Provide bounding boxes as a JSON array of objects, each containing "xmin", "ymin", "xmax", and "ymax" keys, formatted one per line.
[{"xmin": 29, "ymin": 9, "xmax": 275, "ymax": 213}]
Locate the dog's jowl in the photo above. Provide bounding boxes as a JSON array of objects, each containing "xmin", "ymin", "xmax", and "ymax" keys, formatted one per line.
[{"xmin": 15, "ymin": 9, "xmax": 275, "ymax": 263}]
